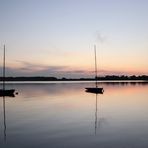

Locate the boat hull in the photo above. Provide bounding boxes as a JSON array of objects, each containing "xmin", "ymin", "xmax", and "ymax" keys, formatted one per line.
[
  {"xmin": 85, "ymin": 87, "xmax": 104, "ymax": 94},
  {"xmin": 0, "ymin": 89, "xmax": 15, "ymax": 97}
]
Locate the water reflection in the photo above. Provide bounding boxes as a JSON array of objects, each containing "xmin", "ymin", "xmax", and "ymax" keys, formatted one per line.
[
  {"xmin": 95, "ymin": 94, "xmax": 98, "ymax": 135},
  {"xmin": 6, "ymin": 81, "xmax": 148, "ymax": 98},
  {"xmin": 85, "ymin": 89, "xmax": 104, "ymax": 135},
  {"xmin": 0, "ymin": 82, "xmax": 148, "ymax": 148},
  {"xmin": 3, "ymin": 96, "xmax": 6, "ymax": 143},
  {"xmin": 1, "ymin": 94, "xmax": 16, "ymax": 144},
  {"xmin": 102, "ymin": 81, "xmax": 148, "ymax": 85}
]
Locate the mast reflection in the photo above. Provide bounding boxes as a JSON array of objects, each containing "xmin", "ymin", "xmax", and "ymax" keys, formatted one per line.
[
  {"xmin": 1, "ymin": 94, "xmax": 16, "ymax": 143},
  {"xmin": 3, "ymin": 96, "xmax": 6, "ymax": 143},
  {"xmin": 95, "ymin": 93, "xmax": 98, "ymax": 135},
  {"xmin": 86, "ymin": 89, "xmax": 104, "ymax": 135}
]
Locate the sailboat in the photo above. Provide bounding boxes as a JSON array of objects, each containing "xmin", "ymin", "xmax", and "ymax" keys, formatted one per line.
[
  {"xmin": 0, "ymin": 45, "xmax": 15, "ymax": 97},
  {"xmin": 85, "ymin": 45, "xmax": 104, "ymax": 94}
]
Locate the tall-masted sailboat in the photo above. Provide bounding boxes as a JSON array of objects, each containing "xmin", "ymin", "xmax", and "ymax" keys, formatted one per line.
[
  {"xmin": 85, "ymin": 45, "xmax": 104, "ymax": 94},
  {"xmin": 0, "ymin": 45, "xmax": 15, "ymax": 97}
]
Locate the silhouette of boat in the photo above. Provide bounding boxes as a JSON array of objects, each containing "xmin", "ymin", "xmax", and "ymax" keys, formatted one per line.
[
  {"xmin": 0, "ymin": 45, "xmax": 15, "ymax": 97},
  {"xmin": 0, "ymin": 89, "xmax": 15, "ymax": 97},
  {"xmin": 85, "ymin": 45, "xmax": 104, "ymax": 94},
  {"xmin": 85, "ymin": 87, "xmax": 103, "ymax": 94}
]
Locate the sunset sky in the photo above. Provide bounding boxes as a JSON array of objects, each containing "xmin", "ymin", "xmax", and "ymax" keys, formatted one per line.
[{"xmin": 0, "ymin": 0, "xmax": 148, "ymax": 78}]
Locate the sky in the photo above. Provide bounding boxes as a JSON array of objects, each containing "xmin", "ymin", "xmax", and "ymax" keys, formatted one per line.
[{"xmin": 0, "ymin": 0, "xmax": 148, "ymax": 78}]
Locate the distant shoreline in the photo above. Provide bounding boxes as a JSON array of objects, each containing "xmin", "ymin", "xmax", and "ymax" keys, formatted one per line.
[{"xmin": 0, "ymin": 75, "xmax": 148, "ymax": 81}]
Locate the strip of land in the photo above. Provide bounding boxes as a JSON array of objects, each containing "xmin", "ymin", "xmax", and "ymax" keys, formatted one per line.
[{"xmin": 0, "ymin": 75, "xmax": 148, "ymax": 81}]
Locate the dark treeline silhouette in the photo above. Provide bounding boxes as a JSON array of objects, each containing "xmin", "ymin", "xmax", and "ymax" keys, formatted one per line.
[
  {"xmin": 80, "ymin": 75, "xmax": 148, "ymax": 81},
  {"xmin": 97, "ymin": 75, "xmax": 148, "ymax": 81},
  {"xmin": 0, "ymin": 76, "xmax": 57, "ymax": 81},
  {"xmin": 0, "ymin": 75, "xmax": 148, "ymax": 81}
]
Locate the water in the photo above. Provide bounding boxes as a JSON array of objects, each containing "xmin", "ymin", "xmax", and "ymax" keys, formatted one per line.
[{"xmin": 0, "ymin": 81, "xmax": 148, "ymax": 148}]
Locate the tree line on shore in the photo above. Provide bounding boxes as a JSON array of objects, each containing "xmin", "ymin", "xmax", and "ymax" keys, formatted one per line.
[{"xmin": 0, "ymin": 75, "xmax": 148, "ymax": 81}]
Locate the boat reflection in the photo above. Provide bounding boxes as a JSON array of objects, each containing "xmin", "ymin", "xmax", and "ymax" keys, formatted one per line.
[
  {"xmin": 95, "ymin": 93, "xmax": 98, "ymax": 135},
  {"xmin": 1, "ymin": 94, "xmax": 16, "ymax": 143},
  {"xmin": 2, "ymin": 96, "xmax": 6, "ymax": 143},
  {"xmin": 86, "ymin": 90, "xmax": 104, "ymax": 135}
]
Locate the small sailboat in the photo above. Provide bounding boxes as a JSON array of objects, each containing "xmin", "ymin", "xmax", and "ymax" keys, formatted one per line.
[
  {"xmin": 85, "ymin": 45, "xmax": 104, "ymax": 94},
  {"xmin": 0, "ymin": 45, "xmax": 15, "ymax": 97}
]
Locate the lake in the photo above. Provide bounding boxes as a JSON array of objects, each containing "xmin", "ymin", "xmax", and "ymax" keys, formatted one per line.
[{"xmin": 0, "ymin": 81, "xmax": 148, "ymax": 148}]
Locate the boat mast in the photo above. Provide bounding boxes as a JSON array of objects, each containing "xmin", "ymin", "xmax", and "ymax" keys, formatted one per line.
[
  {"xmin": 3, "ymin": 45, "xmax": 5, "ymax": 91},
  {"xmin": 94, "ymin": 45, "xmax": 98, "ymax": 88}
]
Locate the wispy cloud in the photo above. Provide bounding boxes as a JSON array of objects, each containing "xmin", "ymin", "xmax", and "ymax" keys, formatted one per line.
[
  {"xmin": 94, "ymin": 31, "xmax": 106, "ymax": 44},
  {"xmin": 0, "ymin": 60, "xmax": 145, "ymax": 78},
  {"xmin": 0, "ymin": 61, "xmax": 91, "ymax": 78}
]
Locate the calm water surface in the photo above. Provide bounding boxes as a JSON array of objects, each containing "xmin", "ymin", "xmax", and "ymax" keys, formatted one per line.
[{"xmin": 0, "ymin": 81, "xmax": 148, "ymax": 148}]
